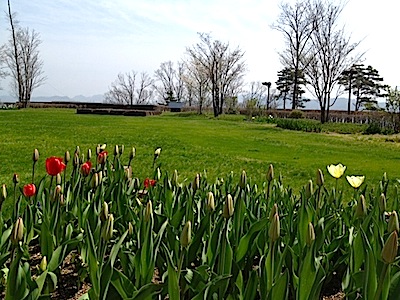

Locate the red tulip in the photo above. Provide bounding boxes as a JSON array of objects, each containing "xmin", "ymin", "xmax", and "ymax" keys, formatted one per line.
[
  {"xmin": 23, "ymin": 183, "xmax": 36, "ymax": 197},
  {"xmin": 81, "ymin": 161, "xmax": 92, "ymax": 176},
  {"xmin": 97, "ymin": 151, "xmax": 108, "ymax": 164},
  {"xmin": 144, "ymin": 178, "xmax": 156, "ymax": 189},
  {"xmin": 46, "ymin": 157, "xmax": 66, "ymax": 176}
]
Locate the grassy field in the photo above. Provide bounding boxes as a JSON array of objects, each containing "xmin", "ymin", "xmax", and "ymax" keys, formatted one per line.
[{"xmin": 1, "ymin": 108, "xmax": 399, "ymax": 198}]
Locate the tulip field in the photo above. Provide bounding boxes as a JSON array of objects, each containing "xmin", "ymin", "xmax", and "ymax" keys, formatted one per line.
[{"xmin": 1, "ymin": 108, "xmax": 400, "ymax": 299}]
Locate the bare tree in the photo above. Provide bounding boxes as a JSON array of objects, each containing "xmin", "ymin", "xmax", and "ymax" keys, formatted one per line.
[
  {"xmin": 186, "ymin": 33, "xmax": 246, "ymax": 117},
  {"xmin": 0, "ymin": 45, "xmax": 9, "ymax": 90},
  {"xmin": 242, "ymin": 81, "xmax": 267, "ymax": 107},
  {"xmin": 174, "ymin": 61, "xmax": 186, "ymax": 102},
  {"xmin": 136, "ymin": 72, "xmax": 154, "ymax": 104},
  {"xmin": 4, "ymin": 0, "xmax": 45, "ymax": 107},
  {"xmin": 303, "ymin": 0, "xmax": 361, "ymax": 123},
  {"xmin": 272, "ymin": 0, "xmax": 315, "ymax": 109},
  {"xmin": 154, "ymin": 61, "xmax": 175, "ymax": 102},
  {"xmin": 154, "ymin": 61, "xmax": 185, "ymax": 103},
  {"xmin": 104, "ymin": 71, "xmax": 153, "ymax": 105},
  {"xmin": 183, "ymin": 56, "xmax": 211, "ymax": 114}
]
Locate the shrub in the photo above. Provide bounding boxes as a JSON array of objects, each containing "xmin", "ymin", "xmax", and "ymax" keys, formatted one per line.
[
  {"xmin": 276, "ymin": 118, "xmax": 322, "ymax": 132},
  {"xmin": 288, "ymin": 110, "xmax": 304, "ymax": 119},
  {"xmin": 364, "ymin": 121, "xmax": 382, "ymax": 134}
]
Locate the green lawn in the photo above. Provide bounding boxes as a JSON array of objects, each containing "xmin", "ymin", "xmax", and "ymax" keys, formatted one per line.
[{"xmin": 1, "ymin": 108, "xmax": 399, "ymax": 197}]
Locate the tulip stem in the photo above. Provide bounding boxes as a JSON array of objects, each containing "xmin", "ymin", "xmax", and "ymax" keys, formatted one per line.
[
  {"xmin": 178, "ymin": 248, "xmax": 185, "ymax": 298},
  {"xmin": 32, "ymin": 162, "xmax": 36, "ymax": 183},
  {"xmin": 266, "ymin": 240, "xmax": 275, "ymax": 293},
  {"xmin": 374, "ymin": 263, "xmax": 389, "ymax": 300},
  {"xmin": 13, "ymin": 183, "xmax": 17, "ymax": 221},
  {"xmin": 316, "ymin": 186, "xmax": 321, "ymax": 218}
]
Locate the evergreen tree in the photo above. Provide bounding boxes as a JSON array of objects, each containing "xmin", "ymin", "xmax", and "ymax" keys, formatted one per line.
[
  {"xmin": 339, "ymin": 64, "xmax": 387, "ymax": 112},
  {"xmin": 275, "ymin": 67, "xmax": 308, "ymax": 109}
]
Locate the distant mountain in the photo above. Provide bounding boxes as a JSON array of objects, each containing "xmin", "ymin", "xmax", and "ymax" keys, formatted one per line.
[
  {"xmin": 0, "ymin": 94, "xmax": 105, "ymax": 103},
  {"xmin": 303, "ymin": 97, "xmax": 385, "ymax": 111}
]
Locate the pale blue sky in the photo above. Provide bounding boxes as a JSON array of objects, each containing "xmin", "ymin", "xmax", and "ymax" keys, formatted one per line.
[{"xmin": 0, "ymin": 0, "xmax": 399, "ymax": 98}]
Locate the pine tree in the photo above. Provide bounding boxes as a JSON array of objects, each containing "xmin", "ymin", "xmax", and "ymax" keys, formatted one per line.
[
  {"xmin": 275, "ymin": 67, "xmax": 307, "ymax": 109},
  {"xmin": 339, "ymin": 64, "xmax": 387, "ymax": 112}
]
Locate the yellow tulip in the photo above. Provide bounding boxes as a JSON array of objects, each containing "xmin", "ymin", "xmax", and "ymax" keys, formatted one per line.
[
  {"xmin": 327, "ymin": 163, "xmax": 346, "ymax": 179},
  {"xmin": 346, "ymin": 175, "xmax": 365, "ymax": 189}
]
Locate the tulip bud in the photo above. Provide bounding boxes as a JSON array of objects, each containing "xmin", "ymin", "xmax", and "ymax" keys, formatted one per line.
[
  {"xmin": 129, "ymin": 147, "xmax": 136, "ymax": 161},
  {"xmin": 97, "ymin": 171, "xmax": 103, "ymax": 184},
  {"xmin": 269, "ymin": 213, "xmax": 280, "ymax": 243},
  {"xmin": 155, "ymin": 168, "xmax": 161, "ymax": 181},
  {"xmin": 75, "ymin": 146, "xmax": 80, "ymax": 156},
  {"xmin": 33, "ymin": 149, "xmax": 39, "ymax": 163},
  {"xmin": 128, "ymin": 222, "xmax": 133, "ymax": 236},
  {"xmin": 119, "ymin": 145, "xmax": 124, "ymax": 156},
  {"xmin": 172, "ymin": 170, "xmax": 179, "ymax": 187},
  {"xmin": 223, "ymin": 194, "xmax": 234, "ymax": 219},
  {"xmin": 0, "ymin": 184, "xmax": 7, "ymax": 203},
  {"xmin": 13, "ymin": 173, "xmax": 19, "ymax": 185},
  {"xmin": 56, "ymin": 173, "xmax": 62, "ymax": 185},
  {"xmin": 54, "ymin": 185, "xmax": 62, "ymax": 201},
  {"xmin": 180, "ymin": 221, "xmax": 192, "ymax": 248},
  {"xmin": 96, "ymin": 144, "xmax": 101, "ymax": 156},
  {"xmin": 11, "ymin": 217, "xmax": 24, "ymax": 245},
  {"xmin": 91, "ymin": 173, "xmax": 99, "ymax": 189},
  {"xmin": 382, "ymin": 230, "xmax": 398, "ymax": 264},
  {"xmin": 388, "ymin": 211, "xmax": 399, "ymax": 233},
  {"xmin": 101, "ymin": 214, "xmax": 114, "ymax": 242},
  {"xmin": 124, "ymin": 166, "xmax": 132, "ymax": 180},
  {"xmin": 154, "ymin": 147, "xmax": 161, "ymax": 159},
  {"xmin": 145, "ymin": 200, "xmax": 153, "ymax": 222},
  {"xmin": 207, "ymin": 192, "xmax": 215, "ymax": 211},
  {"xmin": 100, "ymin": 201, "xmax": 109, "ymax": 222},
  {"xmin": 240, "ymin": 170, "xmax": 247, "ymax": 189},
  {"xmin": 316, "ymin": 169, "xmax": 324, "ymax": 187},
  {"xmin": 269, "ymin": 203, "xmax": 278, "ymax": 222},
  {"xmin": 87, "ymin": 149, "xmax": 92, "ymax": 161},
  {"xmin": 383, "ymin": 172, "xmax": 388, "ymax": 182},
  {"xmin": 114, "ymin": 145, "xmax": 119, "ymax": 156},
  {"xmin": 64, "ymin": 151, "xmax": 71, "ymax": 164},
  {"xmin": 267, "ymin": 164, "xmax": 274, "ymax": 182},
  {"xmin": 306, "ymin": 222, "xmax": 315, "ymax": 246},
  {"xmin": 193, "ymin": 173, "xmax": 200, "ymax": 192},
  {"xmin": 73, "ymin": 153, "xmax": 79, "ymax": 167},
  {"xmin": 40, "ymin": 256, "xmax": 47, "ymax": 272},
  {"xmin": 305, "ymin": 180, "xmax": 313, "ymax": 199},
  {"xmin": 355, "ymin": 195, "xmax": 367, "ymax": 218},
  {"xmin": 379, "ymin": 193, "xmax": 387, "ymax": 214},
  {"xmin": 59, "ymin": 194, "xmax": 65, "ymax": 206}
]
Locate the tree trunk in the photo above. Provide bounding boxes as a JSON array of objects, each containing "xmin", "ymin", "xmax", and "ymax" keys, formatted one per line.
[
  {"xmin": 8, "ymin": 0, "xmax": 23, "ymax": 104},
  {"xmin": 320, "ymin": 106, "xmax": 326, "ymax": 123},
  {"xmin": 283, "ymin": 92, "xmax": 287, "ymax": 110},
  {"xmin": 292, "ymin": 72, "xmax": 298, "ymax": 110},
  {"xmin": 347, "ymin": 77, "xmax": 352, "ymax": 115}
]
